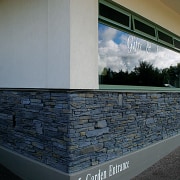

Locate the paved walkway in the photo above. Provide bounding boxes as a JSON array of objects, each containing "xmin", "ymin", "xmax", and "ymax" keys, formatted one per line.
[
  {"xmin": 132, "ymin": 146, "xmax": 180, "ymax": 180},
  {"xmin": 0, "ymin": 147, "xmax": 179, "ymax": 180}
]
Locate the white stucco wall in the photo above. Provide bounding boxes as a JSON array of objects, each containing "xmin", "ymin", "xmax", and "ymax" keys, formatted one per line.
[
  {"xmin": 0, "ymin": 0, "xmax": 98, "ymax": 89},
  {"xmin": 0, "ymin": 0, "xmax": 49, "ymax": 88},
  {"xmin": 47, "ymin": 0, "xmax": 70, "ymax": 88},
  {"xmin": 70, "ymin": 0, "xmax": 98, "ymax": 89}
]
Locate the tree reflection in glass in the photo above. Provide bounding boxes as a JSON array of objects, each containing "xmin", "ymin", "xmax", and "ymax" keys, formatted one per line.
[{"xmin": 98, "ymin": 23, "xmax": 180, "ymax": 87}]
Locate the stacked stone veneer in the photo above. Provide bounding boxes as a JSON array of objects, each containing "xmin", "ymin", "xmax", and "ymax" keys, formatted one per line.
[{"xmin": 0, "ymin": 89, "xmax": 180, "ymax": 173}]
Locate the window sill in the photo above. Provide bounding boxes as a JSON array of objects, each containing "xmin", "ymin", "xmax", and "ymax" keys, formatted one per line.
[{"xmin": 99, "ymin": 84, "xmax": 180, "ymax": 92}]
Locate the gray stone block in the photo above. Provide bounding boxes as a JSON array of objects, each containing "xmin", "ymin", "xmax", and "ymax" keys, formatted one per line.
[
  {"xmin": 86, "ymin": 127, "xmax": 109, "ymax": 137},
  {"xmin": 95, "ymin": 120, "xmax": 107, "ymax": 129}
]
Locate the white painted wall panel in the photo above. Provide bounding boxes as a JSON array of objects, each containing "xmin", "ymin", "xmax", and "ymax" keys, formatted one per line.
[
  {"xmin": 0, "ymin": 0, "xmax": 71, "ymax": 88},
  {"xmin": 0, "ymin": 0, "xmax": 48, "ymax": 88},
  {"xmin": 0, "ymin": 0, "xmax": 98, "ymax": 89},
  {"xmin": 47, "ymin": 0, "xmax": 70, "ymax": 88},
  {"xmin": 70, "ymin": 0, "xmax": 98, "ymax": 89}
]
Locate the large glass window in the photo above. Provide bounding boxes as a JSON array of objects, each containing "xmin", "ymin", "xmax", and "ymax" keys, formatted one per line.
[{"xmin": 98, "ymin": 23, "xmax": 180, "ymax": 88}]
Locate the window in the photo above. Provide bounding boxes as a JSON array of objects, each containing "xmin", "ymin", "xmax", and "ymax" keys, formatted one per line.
[
  {"xmin": 99, "ymin": 0, "xmax": 180, "ymax": 52},
  {"xmin": 99, "ymin": 3, "xmax": 130, "ymax": 29},
  {"xmin": 132, "ymin": 16, "xmax": 156, "ymax": 40},
  {"xmin": 98, "ymin": 23, "xmax": 180, "ymax": 88},
  {"xmin": 157, "ymin": 29, "xmax": 173, "ymax": 46},
  {"xmin": 98, "ymin": 0, "xmax": 180, "ymax": 89},
  {"xmin": 174, "ymin": 39, "xmax": 180, "ymax": 50},
  {"xmin": 99, "ymin": 0, "xmax": 131, "ymax": 30}
]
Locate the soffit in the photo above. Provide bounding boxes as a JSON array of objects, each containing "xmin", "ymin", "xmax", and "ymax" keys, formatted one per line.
[{"xmin": 161, "ymin": 0, "xmax": 180, "ymax": 15}]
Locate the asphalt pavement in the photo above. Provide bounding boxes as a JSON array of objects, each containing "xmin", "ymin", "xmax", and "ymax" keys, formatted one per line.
[{"xmin": 131, "ymin": 146, "xmax": 180, "ymax": 180}]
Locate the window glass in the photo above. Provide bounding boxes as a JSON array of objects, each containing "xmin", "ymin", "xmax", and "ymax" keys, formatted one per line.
[
  {"xmin": 134, "ymin": 19, "xmax": 156, "ymax": 38},
  {"xmin": 158, "ymin": 30, "xmax": 173, "ymax": 45},
  {"xmin": 99, "ymin": 23, "xmax": 180, "ymax": 88},
  {"xmin": 174, "ymin": 39, "xmax": 180, "ymax": 49}
]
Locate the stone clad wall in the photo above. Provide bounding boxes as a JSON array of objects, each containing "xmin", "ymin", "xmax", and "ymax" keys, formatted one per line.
[
  {"xmin": 0, "ymin": 90, "xmax": 70, "ymax": 172},
  {"xmin": 68, "ymin": 91, "xmax": 180, "ymax": 173},
  {"xmin": 0, "ymin": 89, "xmax": 180, "ymax": 173}
]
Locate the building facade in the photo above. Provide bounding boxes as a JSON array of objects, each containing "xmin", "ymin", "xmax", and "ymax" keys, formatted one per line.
[{"xmin": 0, "ymin": 0, "xmax": 180, "ymax": 180}]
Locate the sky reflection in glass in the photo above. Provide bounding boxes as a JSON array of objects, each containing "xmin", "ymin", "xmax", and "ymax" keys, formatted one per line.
[{"xmin": 98, "ymin": 23, "xmax": 180, "ymax": 75}]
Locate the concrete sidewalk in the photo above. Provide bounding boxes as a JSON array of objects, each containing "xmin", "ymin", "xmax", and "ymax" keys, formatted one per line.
[{"xmin": 0, "ymin": 146, "xmax": 179, "ymax": 180}]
